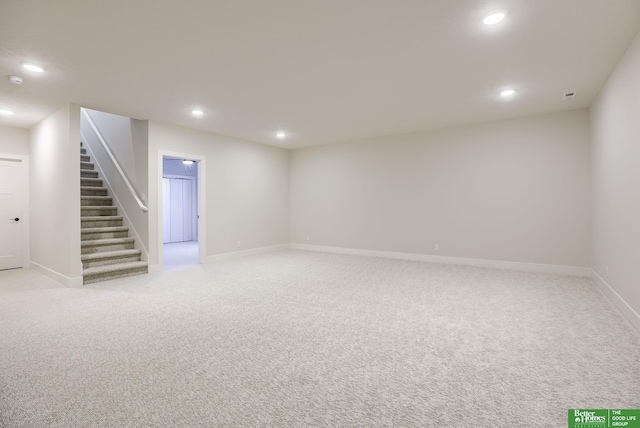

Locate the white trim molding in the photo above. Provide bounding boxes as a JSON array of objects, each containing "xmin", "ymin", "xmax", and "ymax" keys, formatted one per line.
[
  {"xmin": 206, "ymin": 244, "xmax": 291, "ymax": 263},
  {"xmin": 290, "ymin": 243, "xmax": 591, "ymax": 276},
  {"xmin": 30, "ymin": 261, "xmax": 83, "ymax": 287},
  {"xmin": 591, "ymin": 269, "xmax": 640, "ymax": 333}
]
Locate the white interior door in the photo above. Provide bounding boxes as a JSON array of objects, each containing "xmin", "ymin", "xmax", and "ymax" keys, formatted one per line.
[
  {"xmin": 0, "ymin": 159, "xmax": 23, "ymax": 270},
  {"xmin": 163, "ymin": 177, "xmax": 195, "ymax": 243}
]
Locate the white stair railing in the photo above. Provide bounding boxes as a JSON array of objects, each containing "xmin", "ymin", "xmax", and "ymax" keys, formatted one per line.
[{"xmin": 81, "ymin": 109, "xmax": 148, "ymax": 212}]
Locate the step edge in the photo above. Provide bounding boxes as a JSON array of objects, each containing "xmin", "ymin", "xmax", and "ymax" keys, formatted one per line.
[
  {"xmin": 83, "ymin": 261, "xmax": 148, "ymax": 275},
  {"xmin": 81, "ymin": 249, "xmax": 142, "ymax": 260},
  {"xmin": 81, "ymin": 237, "xmax": 136, "ymax": 246},
  {"xmin": 81, "ymin": 227, "xmax": 129, "ymax": 233}
]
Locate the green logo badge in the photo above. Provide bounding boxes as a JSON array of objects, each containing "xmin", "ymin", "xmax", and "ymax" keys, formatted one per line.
[{"xmin": 569, "ymin": 409, "xmax": 640, "ymax": 428}]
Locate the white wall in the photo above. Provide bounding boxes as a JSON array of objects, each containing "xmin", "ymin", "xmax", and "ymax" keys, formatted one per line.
[
  {"xmin": 84, "ymin": 109, "xmax": 147, "ymax": 197},
  {"xmin": 291, "ymin": 109, "xmax": 591, "ymax": 268},
  {"xmin": 0, "ymin": 125, "xmax": 29, "ymax": 155},
  {"xmin": 148, "ymin": 121, "xmax": 290, "ymax": 267},
  {"xmin": 131, "ymin": 118, "xmax": 149, "ymax": 199},
  {"xmin": 590, "ymin": 30, "xmax": 640, "ymax": 325},
  {"xmin": 29, "ymin": 104, "xmax": 82, "ymax": 285}
]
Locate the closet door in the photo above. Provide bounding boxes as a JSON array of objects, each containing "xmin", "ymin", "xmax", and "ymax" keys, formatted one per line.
[
  {"xmin": 179, "ymin": 178, "xmax": 193, "ymax": 242},
  {"xmin": 164, "ymin": 177, "xmax": 194, "ymax": 243},
  {"xmin": 162, "ymin": 178, "xmax": 171, "ymax": 243}
]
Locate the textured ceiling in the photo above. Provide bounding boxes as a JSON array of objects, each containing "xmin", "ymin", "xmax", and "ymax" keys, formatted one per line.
[{"xmin": 1, "ymin": 0, "xmax": 639, "ymax": 148}]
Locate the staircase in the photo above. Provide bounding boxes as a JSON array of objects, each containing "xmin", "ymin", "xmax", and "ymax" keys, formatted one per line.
[{"xmin": 80, "ymin": 142, "xmax": 148, "ymax": 284}]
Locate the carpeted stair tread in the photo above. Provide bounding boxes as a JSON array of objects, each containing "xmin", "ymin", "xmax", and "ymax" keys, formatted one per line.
[
  {"xmin": 80, "ymin": 195, "xmax": 113, "ymax": 207},
  {"xmin": 81, "ymin": 237, "xmax": 135, "ymax": 247},
  {"xmin": 81, "ymin": 249, "xmax": 141, "ymax": 261},
  {"xmin": 81, "ymin": 196, "xmax": 113, "ymax": 206},
  {"xmin": 81, "ymin": 206, "xmax": 118, "ymax": 211},
  {"xmin": 83, "ymin": 261, "xmax": 147, "ymax": 276},
  {"xmin": 81, "ymin": 226, "xmax": 129, "ymax": 234},
  {"xmin": 81, "ymin": 216, "xmax": 124, "ymax": 228},
  {"xmin": 80, "ymin": 186, "xmax": 109, "ymax": 192},
  {"xmin": 81, "ymin": 216, "xmax": 123, "ymax": 222},
  {"xmin": 81, "ymin": 226, "xmax": 129, "ymax": 240},
  {"xmin": 81, "ymin": 187, "xmax": 108, "ymax": 196},
  {"xmin": 81, "ymin": 208, "xmax": 118, "ymax": 217},
  {"xmin": 80, "ymin": 177, "xmax": 102, "ymax": 186}
]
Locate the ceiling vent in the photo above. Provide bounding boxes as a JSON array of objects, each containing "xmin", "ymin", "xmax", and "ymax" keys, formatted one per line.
[{"xmin": 563, "ymin": 92, "xmax": 576, "ymax": 100}]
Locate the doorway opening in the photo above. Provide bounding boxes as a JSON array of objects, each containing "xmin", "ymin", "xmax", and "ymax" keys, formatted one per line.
[{"xmin": 162, "ymin": 156, "xmax": 199, "ymax": 266}]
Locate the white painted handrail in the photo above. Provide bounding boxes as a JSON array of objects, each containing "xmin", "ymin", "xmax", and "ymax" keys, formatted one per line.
[{"xmin": 81, "ymin": 109, "xmax": 148, "ymax": 212}]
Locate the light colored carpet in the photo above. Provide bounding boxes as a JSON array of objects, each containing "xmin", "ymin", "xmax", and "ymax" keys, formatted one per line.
[
  {"xmin": 163, "ymin": 241, "xmax": 199, "ymax": 266},
  {"xmin": 1, "ymin": 250, "xmax": 639, "ymax": 427}
]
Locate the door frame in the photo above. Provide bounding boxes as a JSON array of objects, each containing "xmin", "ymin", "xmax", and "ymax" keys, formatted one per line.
[
  {"xmin": 156, "ymin": 151, "xmax": 206, "ymax": 270},
  {"xmin": 0, "ymin": 153, "xmax": 30, "ymax": 269},
  {"xmin": 162, "ymin": 174, "xmax": 197, "ymax": 243}
]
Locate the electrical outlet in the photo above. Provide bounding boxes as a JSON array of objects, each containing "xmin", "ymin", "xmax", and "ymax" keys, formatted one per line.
[
  {"xmin": 434, "ymin": 244, "xmax": 439, "ymax": 252},
  {"xmin": 236, "ymin": 241, "xmax": 240, "ymax": 248},
  {"xmin": 306, "ymin": 235, "xmax": 310, "ymax": 241}
]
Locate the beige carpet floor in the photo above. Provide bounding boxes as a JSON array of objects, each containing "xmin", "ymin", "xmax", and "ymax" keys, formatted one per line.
[
  {"xmin": 1, "ymin": 250, "xmax": 639, "ymax": 427},
  {"xmin": 163, "ymin": 241, "xmax": 199, "ymax": 266}
]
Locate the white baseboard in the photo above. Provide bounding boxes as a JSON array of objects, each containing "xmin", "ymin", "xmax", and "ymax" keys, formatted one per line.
[
  {"xmin": 29, "ymin": 261, "xmax": 83, "ymax": 287},
  {"xmin": 591, "ymin": 269, "xmax": 640, "ymax": 333},
  {"xmin": 206, "ymin": 244, "xmax": 291, "ymax": 263},
  {"xmin": 290, "ymin": 243, "xmax": 591, "ymax": 276}
]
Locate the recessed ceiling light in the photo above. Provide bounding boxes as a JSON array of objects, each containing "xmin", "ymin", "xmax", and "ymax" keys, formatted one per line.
[
  {"xmin": 22, "ymin": 63, "xmax": 44, "ymax": 73},
  {"xmin": 500, "ymin": 89, "xmax": 516, "ymax": 97},
  {"xmin": 191, "ymin": 109, "xmax": 204, "ymax": 116},
  {"xmin": 0, "ymin": 109, "xmax": 14, "ymax": 115},
  {"xmin": 483, "ymin": 11, "xmax": 506, "ymax": 25},
  {"xmin": 276, "ymin": 131, "xmax": 286, "ymax": 139}
]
